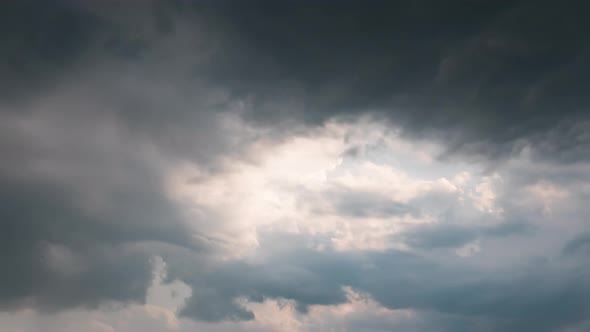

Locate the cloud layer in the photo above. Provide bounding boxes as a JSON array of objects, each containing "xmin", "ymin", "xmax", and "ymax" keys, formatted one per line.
[{"xmin": 1, "ymin": 1, "xmax": 589, "ymax": 332}]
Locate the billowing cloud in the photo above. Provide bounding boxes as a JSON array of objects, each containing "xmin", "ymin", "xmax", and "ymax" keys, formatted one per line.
[{"xmin": 1, "ymin": 1, "xmax": 589, "ymax": 332}]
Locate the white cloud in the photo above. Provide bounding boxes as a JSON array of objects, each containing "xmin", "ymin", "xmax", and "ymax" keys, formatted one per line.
[
  {"xmin": 164, "ymin": 119, "xmax": 478, "ymax": 254},
  {"xmin": 236, "ymin": 287, "xmax": 416, "ymax": 332},
  {"xmin": 470, "ymin": 174, "xmax": 503, "ymax": 215}
]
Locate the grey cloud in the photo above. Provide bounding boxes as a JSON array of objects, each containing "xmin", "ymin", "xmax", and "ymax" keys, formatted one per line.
[
  {"xmin": 0, "ymin": 1, "xmax": 250, "ymax": 167},
  {"xmin": 0, "ymin": 3, "xmax": 256, "ymax": 314},
  {"xmin": 164, "ymin": 232, "xmax": 590, "ymax": 331},
  {"xmin": 0, "ymin": 107, "xmax": 204, "ymax": 311},
  {"xmin": 328, "ymin": 191, "xmax": 417, "ymax": 218},
  {"xmin": 312, "ymin": 180, "xmax": 465, "ymax": 220},
  {"xmin": 402, "ymin": 221, "xmax": 530, "ymax": 250},
  {"xmin": 562, "ymin": 232, "xmax": 590, "ymax": 256},
  {"xmin": 0, "ymin": 1, "xmax": 589, "ymax": 331},
  {"xmin": 3, "ymin": 1, "xmax": 589, "ymax": 162},
  {"xmin": 190, "ymin": 0, "xmax": 589, "ymax": 162},
  {"xmin": 0, "ymin": 1, "xmax": 98, "ymax": 104}
]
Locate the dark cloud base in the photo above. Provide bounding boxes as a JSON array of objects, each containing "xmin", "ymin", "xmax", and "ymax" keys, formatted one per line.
[
  {"xmin": 163, "ymin": 232, "xmax": 590, "ymax": 332},
  {"xmin": 3, "ymin": 0, "xmax": 588, "ymax": 163}
]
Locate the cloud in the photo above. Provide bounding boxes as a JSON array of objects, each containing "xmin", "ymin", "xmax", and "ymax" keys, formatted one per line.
[
  {"xmin": 563, "ymin": 233, "xmax": 590, "ymax": 257},
  {"xmin": 183, "ymin": 0, "xmax": 589, "ymax": 162},
  {"xmin": 3, "ymin": 1, "xmax": 588, "ymax": 162},
  {"xmin": 156, "ymin": 230, "xmax": 590, "ymax": 331},
  {"xmin": 401, "ymin": 220, "xmax": 530, "ymax": 251},
  {"xmin": 1, "ymin": 1, "xmax": 589, "ymax": 332}
]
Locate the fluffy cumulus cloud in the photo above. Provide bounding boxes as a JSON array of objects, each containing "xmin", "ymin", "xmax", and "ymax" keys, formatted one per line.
[{"xmin": 1, "ymin": 1, "xmax": 589, "ymax": 331}]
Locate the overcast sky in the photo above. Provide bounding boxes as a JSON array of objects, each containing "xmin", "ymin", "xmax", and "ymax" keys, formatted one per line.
[{"xmin": 1, "ymin": 1, "xmax": 590, "ymax": 331}]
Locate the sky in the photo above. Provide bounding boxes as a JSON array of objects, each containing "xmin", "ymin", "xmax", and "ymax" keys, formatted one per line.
[{"xmin": 1, "ymin": 1, "xmax": 589, "ymax": 331}]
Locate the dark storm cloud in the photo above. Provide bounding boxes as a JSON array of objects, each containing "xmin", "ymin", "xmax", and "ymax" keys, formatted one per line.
[
  {"xmin": 164, "ymin": 232, "xmax": 590, "ymax": 331},
  {"xmin": 0, "ymin": 1, "xmax": 98, "ymax": 103},
  {"xmin": 3, "ymin": 0, "xmax": 588, "ymax": 163},
  {"xmin": 0, "ymin": 0, "xmax": 234, "ymax": 315},
  {"xmin": 1, "ymin": 1, "xmax": 589, "ymax": 331},
  {"xmin": 0, "ymin": 111, "xmax": 201, "ymax": 311},
  {"xmin": 184, "ymin": 0, "xmax": 590, "ymax": 162},
  {"xmin": 0, "ymin": 0, "xmax": 178, "ymax": 104}
]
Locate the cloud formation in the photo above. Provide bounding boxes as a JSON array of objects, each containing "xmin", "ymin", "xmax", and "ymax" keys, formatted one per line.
[{"xmin": 1, "ymin": 1, "xmax": 589, "ymax": 332}]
